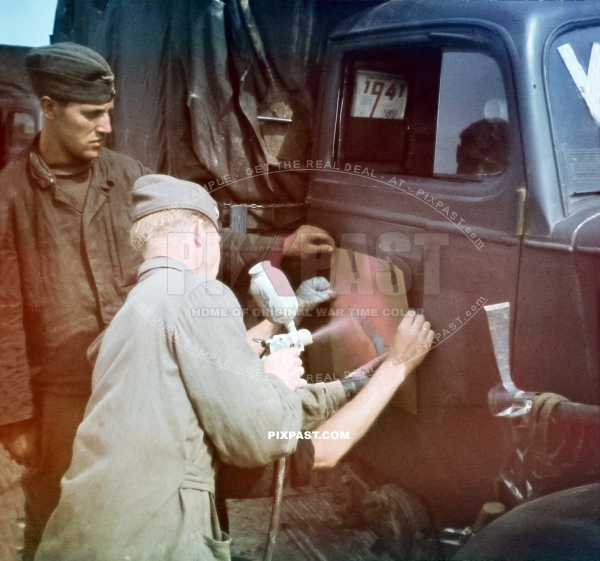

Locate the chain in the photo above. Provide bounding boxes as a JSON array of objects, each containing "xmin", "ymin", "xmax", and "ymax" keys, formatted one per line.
[{"xmin": 217, "ymin": 202, "xmax": 306, "ymax": 209}]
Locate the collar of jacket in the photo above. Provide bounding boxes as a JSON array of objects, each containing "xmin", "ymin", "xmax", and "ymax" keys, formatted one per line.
[
  {"xmin": 137, "ymin": 256, "xmax": 192, "ymax": 282},
  {"xmin": 27, "ymin": 138, "xmax": 115, "ymax": 194}
]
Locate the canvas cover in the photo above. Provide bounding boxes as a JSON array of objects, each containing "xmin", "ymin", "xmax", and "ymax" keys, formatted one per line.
[
  {"xmin": 52, "ymin": 0, "xmax": 382, "ymax": 232},
  {"xmin": 0, "ymin": 44, "xmax": 34, "ymax": 98}
]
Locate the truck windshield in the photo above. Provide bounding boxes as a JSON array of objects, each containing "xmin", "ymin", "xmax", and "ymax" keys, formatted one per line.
[{"xmin": 549, "ymin": 25, "xmax": 600, "ymax": 195}]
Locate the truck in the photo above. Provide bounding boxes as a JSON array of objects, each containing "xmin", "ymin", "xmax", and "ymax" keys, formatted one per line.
[{"xmin": 47, "ymin": 0, "xmax": 600, "ymax": 558}]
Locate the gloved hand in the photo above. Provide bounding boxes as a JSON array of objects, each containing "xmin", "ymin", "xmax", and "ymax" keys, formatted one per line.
[{"xmin": 295, "ymin": 277, "xmax": 336, "ymax": 324}]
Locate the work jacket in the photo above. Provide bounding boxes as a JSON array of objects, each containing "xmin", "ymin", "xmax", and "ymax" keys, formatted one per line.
[
  {"xmin": 0, "ymin": 144, "xmax": 149, "ymax": 426},
  {"xmin": 35, "ymin": 258, "xmax": 345, "ymax": 561}
]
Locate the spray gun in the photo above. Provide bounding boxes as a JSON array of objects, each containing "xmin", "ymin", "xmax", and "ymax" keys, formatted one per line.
[
  {"xmin": 249, "ymin": 261, "xmax": 377, "ymax": 399},
  {"xmin": 249, "ymin": 261, "xmax": 314, "ymax": 354},
  {"xmin": 256, "ymin": 329, "xmax": 313, "ymax": 353}
]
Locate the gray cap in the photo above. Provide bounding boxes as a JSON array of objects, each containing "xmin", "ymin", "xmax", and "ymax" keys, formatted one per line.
[
  {"xmin": 25, "ymin": 42, "xmax": 115, "ymax": 103},
  {"xmin": 132, "ymin": 174, "xmax": 220, "ymax": 230}
]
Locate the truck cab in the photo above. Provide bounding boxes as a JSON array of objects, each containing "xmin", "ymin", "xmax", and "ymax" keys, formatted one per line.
[{"xmin": 306, "ymin": 0, "xmax": 600, "ymax": 545}]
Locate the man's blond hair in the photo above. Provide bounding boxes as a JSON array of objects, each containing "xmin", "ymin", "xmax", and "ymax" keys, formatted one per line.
[{"xmin": 130, "ymin": 208, "xmax": 215, "ymax": 257}]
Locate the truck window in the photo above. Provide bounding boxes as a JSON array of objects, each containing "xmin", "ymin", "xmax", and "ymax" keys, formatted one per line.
[
  {"xmin": 548, "ymin": 25, "xmax": 600, "ymax": 196},
  {"xmin": 340, "ymin": 47, "xmax": 508, "ymax": 179}
]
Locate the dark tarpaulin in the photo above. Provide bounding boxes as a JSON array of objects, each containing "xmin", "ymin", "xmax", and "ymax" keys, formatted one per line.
[
  {"xmin": 0, "ymin": 45, "xmax": 35, "ymax": 97},
  {"xmin": 51, "ymin": 0, "xmax": 382, "ymax": 233}
]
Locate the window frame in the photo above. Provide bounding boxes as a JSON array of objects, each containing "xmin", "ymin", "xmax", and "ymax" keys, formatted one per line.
[{"xmin": 333, "ymin": 26, "xmax": 519, "ymax": 201}]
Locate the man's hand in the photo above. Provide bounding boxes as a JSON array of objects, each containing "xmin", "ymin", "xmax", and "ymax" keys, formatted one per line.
[
  {"xmin": 296, "ymin": 277, "xmax": 336, "ymax": 324},
  {"xmin": 384, "ymin": 310, "xmax": 435, "ymax": 375},
  {"xmin": 312, "ymin": 311, "xmax": 435, "ymax": 469},
  {"xmin": 0, "ymin": 418, "xmax": 38, "ymax": 467},
  {"xmin": 283, "ymin": 225, "xmax": 335, "ymax": 262},
  {"xmin": 262, "ymin": 347, "xmax": 307, "ymax": 392}
]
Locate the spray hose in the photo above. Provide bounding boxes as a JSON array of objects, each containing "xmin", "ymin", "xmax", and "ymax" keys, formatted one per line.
[{"xmin": 341, "ymin": 352, "xmax": 388, "ymax": 400}]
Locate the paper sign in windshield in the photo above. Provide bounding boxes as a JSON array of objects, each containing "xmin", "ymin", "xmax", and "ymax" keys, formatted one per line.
[
  {"xmin": 558, "ymin": 43, "xmax": 600, "ymax": 127},
  {"xmin": 352, "ymin": 70, "xmax": 408, "ymax": 120}
]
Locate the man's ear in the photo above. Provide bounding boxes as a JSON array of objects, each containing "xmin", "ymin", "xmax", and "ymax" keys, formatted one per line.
[
  {"xmin": 193, "ymin": 218, "xmax": 205, "ymax": 249},
  {"xmin": 39, "ymin": 97, "xmax": 60, "ymax": 120}
]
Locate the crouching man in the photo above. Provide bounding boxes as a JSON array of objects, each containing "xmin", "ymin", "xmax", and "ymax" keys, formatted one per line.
[{"xmin": 35, "ymin": 175, "xmax": 434, "ymax": 561}]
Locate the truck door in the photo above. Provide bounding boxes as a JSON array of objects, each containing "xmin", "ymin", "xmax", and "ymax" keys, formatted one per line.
[{"xmin": 307, "ymin": 28, "xmax": 526, "ymax": 526}]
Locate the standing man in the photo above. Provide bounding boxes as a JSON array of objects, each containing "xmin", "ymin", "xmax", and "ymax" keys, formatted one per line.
[
  {"xmin": 0, "ymin": 43, "xmax": 334, "ymax": 559},
  {"xmin": 0, "ymin": 43, "xmax": 146, "ymax": 560}
]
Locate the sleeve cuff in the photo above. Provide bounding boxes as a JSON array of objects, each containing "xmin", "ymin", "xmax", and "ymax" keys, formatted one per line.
[{"xmin": 323, "ymin": 380, "xmax": 348, "ymax": 411}]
